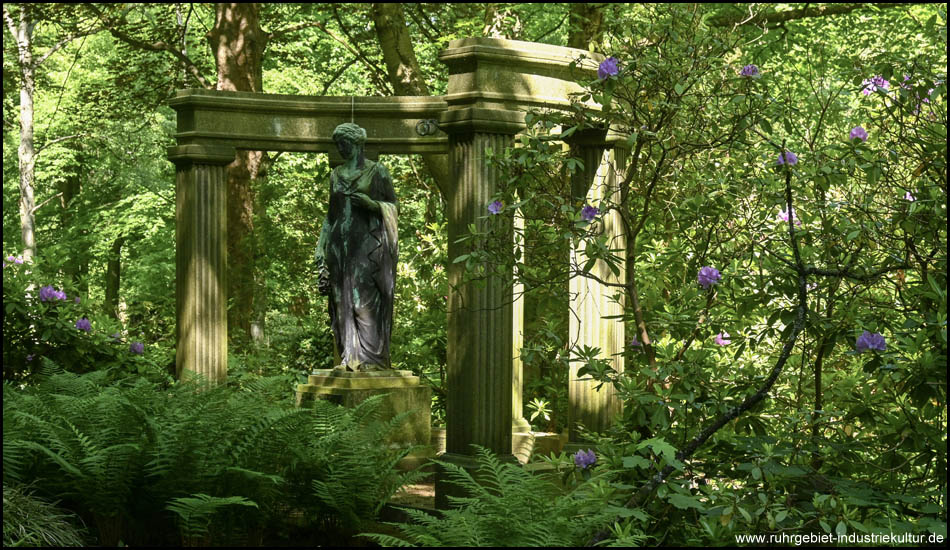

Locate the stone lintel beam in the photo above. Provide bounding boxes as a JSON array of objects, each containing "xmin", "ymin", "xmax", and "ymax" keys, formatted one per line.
[
  {"xmin": 439, "ymin": 37, "xmax": 603, "ymax": 114},
  {"xmin": 169, "ymin": 89, "xmax": 448, "ymax": 155}
]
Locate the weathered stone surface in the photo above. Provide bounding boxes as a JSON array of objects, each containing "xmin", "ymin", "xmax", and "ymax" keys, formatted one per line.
[
  {"xmin": 440, "ymin": 37, "xmax": 603, "ymax": 114},
  {"xmin": 174, "ymin": 161, "xmax": 230, "ymax": 382},
  {"xmin": 445, "ymin": 131, "xmax": 516, "ymax": 458},
  {"xmin": 169, "ymin": 90, "xmax": 448, "ymax": 155},
  {"xmin": 567, "ymin": 133, "xmax": 628, "ymax": 441}
]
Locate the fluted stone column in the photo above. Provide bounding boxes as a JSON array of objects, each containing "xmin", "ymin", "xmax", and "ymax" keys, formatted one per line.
[
  {"xmin": 512, "ymin": 207, "xmax": 531, "ymax": 433},
  {"xmin": 443, "ymin": 130, "xmax": 518, "ymax": 458},
  {"xmin": 567, "ymin": 132, "xmax": 628, "ymax": 443},
  {"xmin": 435, "ymin": 37, "xmax": 604, "ymax": 507},
  {"xmin": 169, "ymin": 145, "xmax": 235, "ymax": 383}
]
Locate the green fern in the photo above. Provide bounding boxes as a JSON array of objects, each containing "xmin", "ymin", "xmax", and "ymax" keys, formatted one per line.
[
  {"xmin": 362, "ymin": 446, "xmax": 633, "ymax": 547},
  {"xmin": 5, "ymin": 369, "xmax": 424, "ymax": 544},
  {"xmin": 165, "ymin": 493, "xmax": 258, "ymax": 545}
]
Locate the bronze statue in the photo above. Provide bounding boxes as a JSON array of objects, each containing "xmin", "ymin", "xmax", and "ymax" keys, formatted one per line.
[{"xmin": 315, "ymin": 123, "xmax": 398, "ymax": 371}]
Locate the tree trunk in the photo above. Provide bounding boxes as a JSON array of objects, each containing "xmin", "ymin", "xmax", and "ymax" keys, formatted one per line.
[
  {"xmin": 567, "ymin": 3, "xmax": 604, "ymax": 50},
  {"xmin": 371, "ymin": 3, "xmax": 451, "ymax": 194},
  {"xmin": 104, "ymin": 236, "xmax": 124, "ymax": 319},
  {"xmin": 6, "ymin": 6, "xmax": 38, "ymax": 261},
  {"xmin": 207, "ymin": 3, "xmax": 269, "ymax": 347}
]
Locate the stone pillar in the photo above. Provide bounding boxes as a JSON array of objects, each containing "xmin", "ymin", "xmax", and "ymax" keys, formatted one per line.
[
  {"xmin": 168, "ymin": 145, "xmax": 236, "ymax": 383},
  {"xmin": 512, "ymin": 207, "xmax": 531, "ymax": 433},
  {"xmin": 435, "ymin": 37, "xmax": 603, "ymax": 507},
  {"xmin": 443, "ymin": 130, "xmax": 518, "ymax": 458},
  {"xmin": 567, "ymin": 132, "xmax": 628, "ymax": 443}
]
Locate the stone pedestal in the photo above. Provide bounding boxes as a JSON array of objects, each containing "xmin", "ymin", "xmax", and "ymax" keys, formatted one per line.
[{"xmin": 296, "ymin": 370, "xmax": 432, "ymax": 469}]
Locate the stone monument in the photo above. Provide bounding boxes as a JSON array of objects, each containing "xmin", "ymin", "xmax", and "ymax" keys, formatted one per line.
[
  {"xmin": 298, "ymin": 122, "xmax": 430, "ymax": 468},
  {"xmin": 315, "ymin": 122, "xmax": 398, "ymax": 371}
]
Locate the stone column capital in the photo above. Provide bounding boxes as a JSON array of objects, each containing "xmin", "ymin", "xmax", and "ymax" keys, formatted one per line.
[{"xmin": 167, "ymin": 144, "xmax": 237, "ymax": 166}]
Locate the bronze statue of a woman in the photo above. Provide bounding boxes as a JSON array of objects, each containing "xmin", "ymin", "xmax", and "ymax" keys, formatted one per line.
[{"xmin": 315, "ymin": 123, "xmax": 398, "ymax": 371}]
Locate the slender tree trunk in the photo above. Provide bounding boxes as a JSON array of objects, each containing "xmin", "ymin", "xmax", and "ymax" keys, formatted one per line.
[
  {"xmin": 6, "ymin": 6, "xmax": 38, "ymax": 261},
  {"xmin": 371, "ymin": 3, "xmax": 450, "ymax": 194},
  {"xmin": 207, "ymin": 3, "xmax": 269, "ymax": 347},
  {"xmin": 105, "ymin": 236, "xmax": 125, "ymax": 319}
]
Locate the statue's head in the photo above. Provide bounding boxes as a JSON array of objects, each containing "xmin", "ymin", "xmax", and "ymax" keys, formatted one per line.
[{"xmin": 332, "ymin": 123, "xmax": 367, "ymax": 160}]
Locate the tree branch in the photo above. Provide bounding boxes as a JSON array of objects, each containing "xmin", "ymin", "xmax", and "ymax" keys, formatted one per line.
[
  {"xmin": 587, "ymin": 154, "xmax": 811, "ymax": 546},
  {"xmin": 708, "ymin": 3, "xmax": 914, "ymax": 28},
  {"xmin": 84, "ymin": 3, "xmax": 213, "ymax": 89}
]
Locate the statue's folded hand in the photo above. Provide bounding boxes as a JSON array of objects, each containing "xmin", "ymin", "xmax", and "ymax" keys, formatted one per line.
[{"xmin": 351, "ymin": 192, "xmax": 379, "ymax": 212}]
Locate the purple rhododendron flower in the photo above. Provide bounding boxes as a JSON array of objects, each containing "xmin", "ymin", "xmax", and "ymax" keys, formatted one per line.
[
  {"xmin": 862, "ymin": 75, "xmax": 890, "ymax": 96},
  {"xmin": 905, "ymin": 191, "xmax": 916, "ymax": 202},
  {"xmin": 849, "ymin": 126, "xmax": 868, "ymax": 142},
  {"xmin": 598, "ymin": 57, "xmax": 619, "ymax": 80},
  {"xmin": 75, "ymin": 318, "xmax": 92, "ymax": 332},
  {"xmin": 777, "ymin": 151, "xmax": 798, "ymax": 166},
  {"xmin": 740, "ymin": 64, "xmax": 760, "ymax": 78},
  {"xmin": 776, "ymin": 206, "xmax": 802, "ymax": 226},
  {"xmin": 581, "ymin": 205, "xmax": 600, "ymax": 222},
  {"xmin": 629, "ymin": 335, "xmax": 642, "ymax": 347},
  {"xmin": 39, "ymin": 285, "xmax": 67, "ymax": 302},
  {"xmin": 488, "ymin": 200, "xmax": 504, "ymax": 215},
  {"xmin": 14, "ymin": 256, "xmax": 22, "ymax": 264},
  {"xmin": 715, "ymin": 332, "xmax": 731, "ymax": 346},
  {"xmin": 574, "ymin": 449, "xmax": 597, "ymax": 469},
  {"xmin": 130, "ymin": 342, "xmax": 145, "ymax": 355},
  {"xmin": 26, "ymin": 354, "xmax": 34, "ymax": 362},
  {"xmin": 856, "ymin": 331, "xmax": 886, "ymax": 353},
  {"xmin": 697, "ymin": 266, "xmax": 721, "ymax": 289}
]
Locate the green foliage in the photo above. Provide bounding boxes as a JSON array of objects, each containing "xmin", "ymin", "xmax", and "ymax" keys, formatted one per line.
[
  {"xmin": 364, "ymin": 447, "xmax": 641, "ymax": 547},
  {"xmin": 2, "ymin": 255, "xmax": 171, "ymax": 382},
  {"xmin": 4, "ymin": 368, "xmax": 419, "ymax": 545},
  {"xmin": 165, "ymin": 494, "xmax": 258, "ymax": 546},
  {"xmin": 310, "ymin": 396, "xmax": 430, "ymax": 531},
  {"xmin": 2, "ymin": 483, "xmax": 87, "ymax": 547}
]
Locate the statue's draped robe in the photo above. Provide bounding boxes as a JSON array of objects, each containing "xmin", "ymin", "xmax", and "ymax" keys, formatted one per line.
[{"xmin": 322, "ymin": 160, "xmax": 398, "ymax": 370}]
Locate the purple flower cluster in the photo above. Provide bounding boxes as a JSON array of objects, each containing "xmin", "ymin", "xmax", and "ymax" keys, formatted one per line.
[
  {"xmin": 130, "ymin": 342, "xmax": 145, "ymax": 355},
  {"xmin": 740, "ymin": 64, "xmax": 760, "ymax": 78},
  {"xmin": 776, "ymin": 207, "xmax": 802, "ymax": 226},
  {"xmin": 629, "ymin": 335, "xmax": 642, "ymax": 348},
  {"xmin": 39, "ymin": 285, "xmax": 67, "ymax": 302},
  {"xmin": 777, "ymin": 151, "xmax": 798, "ymax": 166},
  {"xmin": 856, "ymin": 331, "xmax": 886, "ymax": 352},
  {"xmin": 598, "ymin": 57, "xmax": 619, "ymax": 80},
  {"xmin": 849, "ymin": 126, "xmax": 868, "ymax": 142},
  {"xmin": 862, "ymin": 75, "xmax": 890, "ymax": 96},
  {"xmin": 488, "ymin": 200, "xmax": 504, "ymax": 215},
  {"xmin": 581, "ymin": 205, "xmax": 600, "ymax": 222},
  {"xmin": 697, "ymin": 266, "xmax": 721, "ymax": 290},
  {"xmin": 75, "ymin": 317, "xmax": 92, "ymax": 332},
  {"xmin": 715, "ymin": 332, "xmax": 731, "ymax": 346},
  {"xmin": 905, "ymin": 191, "xmax": 916, "ymax": 202},
  {"xmin": 574, "ymin": 449, "xmax": 597, "ymax": 469},
  {"xmin": 3, "ymin": 255, "xmax": 24, "ymax": 268}
]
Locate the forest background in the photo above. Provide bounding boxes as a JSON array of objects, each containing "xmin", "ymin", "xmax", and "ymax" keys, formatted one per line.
[{"xmin": 3, "ymin": 3, "xmax": 946, "ymax": 547}]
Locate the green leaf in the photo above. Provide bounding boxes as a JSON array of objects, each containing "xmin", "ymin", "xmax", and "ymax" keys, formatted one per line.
[
  {"xmin": 835, "ymin": 520, "xmax": 847, "ymax": 537},
  {"xmin": 669, "ymin": 494, "xmax": 704, "ymax": 511}
]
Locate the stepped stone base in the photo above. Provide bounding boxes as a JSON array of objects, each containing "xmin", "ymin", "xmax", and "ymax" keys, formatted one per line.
[{"xmin": 296, "ymin": 369, "xmax": 432, "ymax": 470}]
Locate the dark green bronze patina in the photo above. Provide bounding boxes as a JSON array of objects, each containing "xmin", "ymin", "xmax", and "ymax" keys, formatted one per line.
[{"xmin": 315, "ymin": 123, "xmax": 398, "ymax": 371}]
